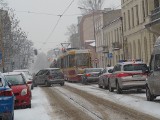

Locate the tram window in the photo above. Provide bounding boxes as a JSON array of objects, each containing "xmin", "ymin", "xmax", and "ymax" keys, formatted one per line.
[
  {"xmin": 69, "ymin": 55, "xmax": 75, "ymax": 67},
  {"xmin": 76, "ymin": 53, "xmax": 89, "ymax": 66}
]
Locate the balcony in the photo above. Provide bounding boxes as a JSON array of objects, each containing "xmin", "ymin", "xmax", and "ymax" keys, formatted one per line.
[{"xmin": 112, "ymin": 42, "xmax": 122, "ymax": 50}]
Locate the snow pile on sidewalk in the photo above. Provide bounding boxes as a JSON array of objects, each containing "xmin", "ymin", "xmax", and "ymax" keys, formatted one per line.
[{"xmin": 14, "ymin": 87, "xmax": 52, "ymax": 120}]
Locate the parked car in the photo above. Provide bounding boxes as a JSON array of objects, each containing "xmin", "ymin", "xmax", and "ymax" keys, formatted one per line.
[
  {"xmin": 13, "ymin": 69, "xmax": 34, "ymax": 90},
  {"xmin": 98, "ymin": 66, "xmax": 114, "ymax": 89},
  {"xmin": 146, "ymin": 37, "xmax": 160, "ymax": 101},
  {"xmin": 33, "ymin": 68, "xmax": 65, "ymax": 87},
  {"xmin": 108, "ymin": 60, "xmax": 149, "ymax": 94},
  {"xmin": 0, "ymin": 73, "xmax": 14, "ymax": 120},
  {"xmin": 81, "ymin": 68, "xmax": 104, "ymax": 84},
  {"xmin": 3, "ymin": 72, "xmax": 32, "ymax": 108}
]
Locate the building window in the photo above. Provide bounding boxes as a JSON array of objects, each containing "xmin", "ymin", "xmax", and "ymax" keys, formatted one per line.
[
  {"xmin": 146, "ymin": 0, "xmax": 149, "ymax": 16},
  {"xmin": 131, "ymin": 7, "xmax": 134, "ymax": 27},
  {"xmin": 144, "ymin": 37, "xmax": 148, "ymax": 63},
  {"xmin": 133, "ymin": 41, "xmax": 136, "ymax": 59},
  {"xmin": 154, "ymin": 0, "xmax": 159, "ymax": 9},
  {"xmin": 138, "ymin": 39, "xmax": 141, "ymax": 59},
  {"xmin": 135, "ymin": 5, "xmax": 139, "ymax": 25},
  {"xmin": 128, "ymin": 10, "xmax": 131, "ymax": 29},
  {"xmin": 142, "ymin": 0, "xmax": 145, "ymax": 22},
  {"xmin": 123, "ymin": 12, "xmax": 126, "ymax": 31}
]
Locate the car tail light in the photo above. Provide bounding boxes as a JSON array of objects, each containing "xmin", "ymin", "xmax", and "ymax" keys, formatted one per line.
[
  {"xmin": 0, "ymin": 90, "xmax": 13, "ymax": 96},
  {"xmin": 48, "ymin": 75, "xmax": 53, "ymax": 79},
  {"xmin": 86, "ymin": 74, "xmax": 91, "ymax": 77},
  {"xmin": 27, "ymin": 81, "xmax": 32, "ymax": 84},
  {"xmin": 117, "ymin": 73, "xmax": 131, "ymax": 78}
]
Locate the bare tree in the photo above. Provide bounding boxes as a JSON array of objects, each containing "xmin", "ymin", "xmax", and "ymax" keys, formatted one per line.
[
  {"xmin": 66, "ymin": 24, "xmax": 78, "ymax": 36},
  {"xmin": 78, "ymin": 0, "xmax": 105, "ymax": 13}
]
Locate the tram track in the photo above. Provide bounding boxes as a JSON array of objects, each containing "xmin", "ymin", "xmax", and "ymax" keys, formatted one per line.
[{"xmin": 42, "ymin": 83, "xmax": 160, "ymax": 120}]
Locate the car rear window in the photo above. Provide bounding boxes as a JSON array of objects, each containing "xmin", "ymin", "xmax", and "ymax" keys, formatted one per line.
[
  {"xmin": 85, "ymin": 68, "xmax": 102, "ymax": 73},
  {"xmin": 50, "ymin": 69, "xmax": 62, "ymax": 74},
  {"xmin": 5, "ymin": 74, "xmax": 25, "ymax": 85},
  {"xmin": 123, "ymin": 64, "xmax": 148, "ymax": 71}
]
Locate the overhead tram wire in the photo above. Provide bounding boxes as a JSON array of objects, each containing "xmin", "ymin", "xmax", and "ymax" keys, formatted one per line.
[
  {"xmin": 40, "ymin": 0, "xmax": 75, "ymax": 50},
  {"xmin": 15, "ymin": 10, "xmax": 81, "ymax": 16}
]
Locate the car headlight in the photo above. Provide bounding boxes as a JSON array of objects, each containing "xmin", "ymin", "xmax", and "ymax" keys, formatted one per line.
[{"xmin": 21, "ymin": 89, "xmax": 27, "ymax": 96}]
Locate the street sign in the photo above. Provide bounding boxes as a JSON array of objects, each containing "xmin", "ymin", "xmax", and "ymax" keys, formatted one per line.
[
  {"xmin": 108, "ymin": 53, "xmax": 113, "ymax": 59},
  {"xmin": 94, "ymin": 58, "xmax": 99, "ymax": 63}
]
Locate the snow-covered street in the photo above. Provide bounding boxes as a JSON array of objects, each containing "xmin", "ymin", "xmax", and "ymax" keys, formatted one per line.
[
  {"xmin": 14, "ymin": 87, "xmax": 52, "ymax": 120},
  {"xmin": 14, "ymin": 82, "xmax": 160, "ymax": 120}
]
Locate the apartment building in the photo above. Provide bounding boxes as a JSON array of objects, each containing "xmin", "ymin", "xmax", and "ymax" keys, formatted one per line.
[
  {"xmin": 103, "ymin": 17, "xmax": 124, "ymax": 66},
  {"xmin": 121, "ymin": 0, "xmax": 155, "ymax": 64},
  {"xmin": 95, "ymin": 9, "xmax": 121, "ymax": 67}
]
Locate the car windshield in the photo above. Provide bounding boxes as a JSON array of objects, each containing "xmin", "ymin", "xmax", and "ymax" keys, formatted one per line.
[
  {"xmin": 85, "ymin": 68, "xmax": 102, "ymax": 73},
  {"xmin": 123, "ymin": 64, "xmax": 148, "ymax": 71},
  {"xmin": 5, "ymin": 74, "xmax": 25, "ymax": 85}
]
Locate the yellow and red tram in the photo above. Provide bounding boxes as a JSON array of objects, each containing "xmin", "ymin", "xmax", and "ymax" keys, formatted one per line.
[{"xmin": 56, "ymin": 49, "xmax": 92, "ymax": 82}]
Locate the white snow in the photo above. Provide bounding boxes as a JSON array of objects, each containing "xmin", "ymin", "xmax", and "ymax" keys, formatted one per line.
[
  {"xmin": 14, "ymin": 87, "xmax": 52, "ymax": 120},
  {"xmin": 66, "ymin": 82, "xmax": 160, "ymax": 119}
]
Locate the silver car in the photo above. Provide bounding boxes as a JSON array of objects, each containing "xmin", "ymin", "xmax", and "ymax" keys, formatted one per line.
[
  {"xmin": 98, "ymin": 66, "xmax": 114, "ymax": 89},
  {"xmin": 146, "ymin": 37, "xmax": 160, "ymax": 101},
  {"xmin": 33, "ymin": 68, "xmax": 64, "ymax": 87},
  {"xmin": 81, "ymin": 68, "xmax": 104, "ymax": 84},
  {"xmin": 108, "ymin": 61, "xmax": 149, "ymax": 94}
]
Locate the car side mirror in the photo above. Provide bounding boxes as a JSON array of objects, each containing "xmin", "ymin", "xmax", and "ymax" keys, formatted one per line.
[{"xmin": 108, "ymin": 69, "xmax": 113, "ymax": 73}]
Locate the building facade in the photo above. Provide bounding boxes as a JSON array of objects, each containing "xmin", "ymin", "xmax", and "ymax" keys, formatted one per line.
[
  {"xmin": 103, "ymin": 17, "xmax": 124, "ymax": 66},
  {"xmin": 95, "ymin": 9, "xmax": 122, "ymax": 67},
  {"xmin": 122, "ymin": 0, "xmax": 155, "ymax": 64}
]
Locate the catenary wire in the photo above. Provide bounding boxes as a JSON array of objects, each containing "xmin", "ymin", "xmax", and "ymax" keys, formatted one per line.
[{"xmin": 40, "ymin": 0, "xmax": 75, "ymax": 50}]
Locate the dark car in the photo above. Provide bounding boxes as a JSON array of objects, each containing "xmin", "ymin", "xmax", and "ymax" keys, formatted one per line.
[
  {"xmin": 81, "ymin": 68, "xmax": 104, "ymax": 84},
  {"xmin": 98, "ymin": 66, "xmax": 114, "ymax": 89},
  {"xmin": 33, "ymin": 68, "xmax": 65, "ymax": 87},
  {"xmin": 0, "ymin": 73, "xmax": 14, "ymax": 120}
]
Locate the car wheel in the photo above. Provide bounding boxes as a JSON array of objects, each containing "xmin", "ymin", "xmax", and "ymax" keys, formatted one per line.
[
  {"xmin": 31, "ymin": 84, "xmax": 34, "ymax": 90},
  {"xmin": 60, "ymin": 82, "xmax": 64, "ymax": 86},
  {"xmin": 108, "ymin": 80, "xmax": 113, "ymax": 92},
  {"xmin": 116, "ymin": 82, "xmax": 122, "ymax": 94},
  {"xmin": 27, "ymin": 104, "xmax": 31, "ymax": 108},
  {"xmin": 146, "ymin": 86, "xmax": 155, "ymax": 101},
  {"xmin": 98, "ymin": 80, "xmax": 103, "ymax": 88},
  {"xmin": 45, "ymin": 81, "xmax": 51, "ymax": 87},
  {"xmin": 104, "ymin": 80, "xmax": 108, "ymax": 89},
  {"xmin": 34, "ymin": 82, "xmax": 37, "ymax": 87},
  {"xmin": 82, "ymin": 77, "xmax": 87, "ymax": 85}
]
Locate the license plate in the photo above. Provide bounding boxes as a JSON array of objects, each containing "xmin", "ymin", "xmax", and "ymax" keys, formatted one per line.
[{"xmin": 133, "ymin": 75, "xmax": 141, "ymax": 78}]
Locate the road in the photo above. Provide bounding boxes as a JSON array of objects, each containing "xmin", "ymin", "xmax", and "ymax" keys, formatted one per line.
[
  {"xmin": 41, "ymin": 82, "xmax": 160, "ymax": 120},
  {"xmin": 14, "ymin": 82, "xmax": 160, "ymax": 120}
]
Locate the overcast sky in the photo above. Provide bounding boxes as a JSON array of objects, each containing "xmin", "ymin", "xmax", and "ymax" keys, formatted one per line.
[{"xmin": 6, "ymin": 0, "xmax": 121, "ymax": 53}]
